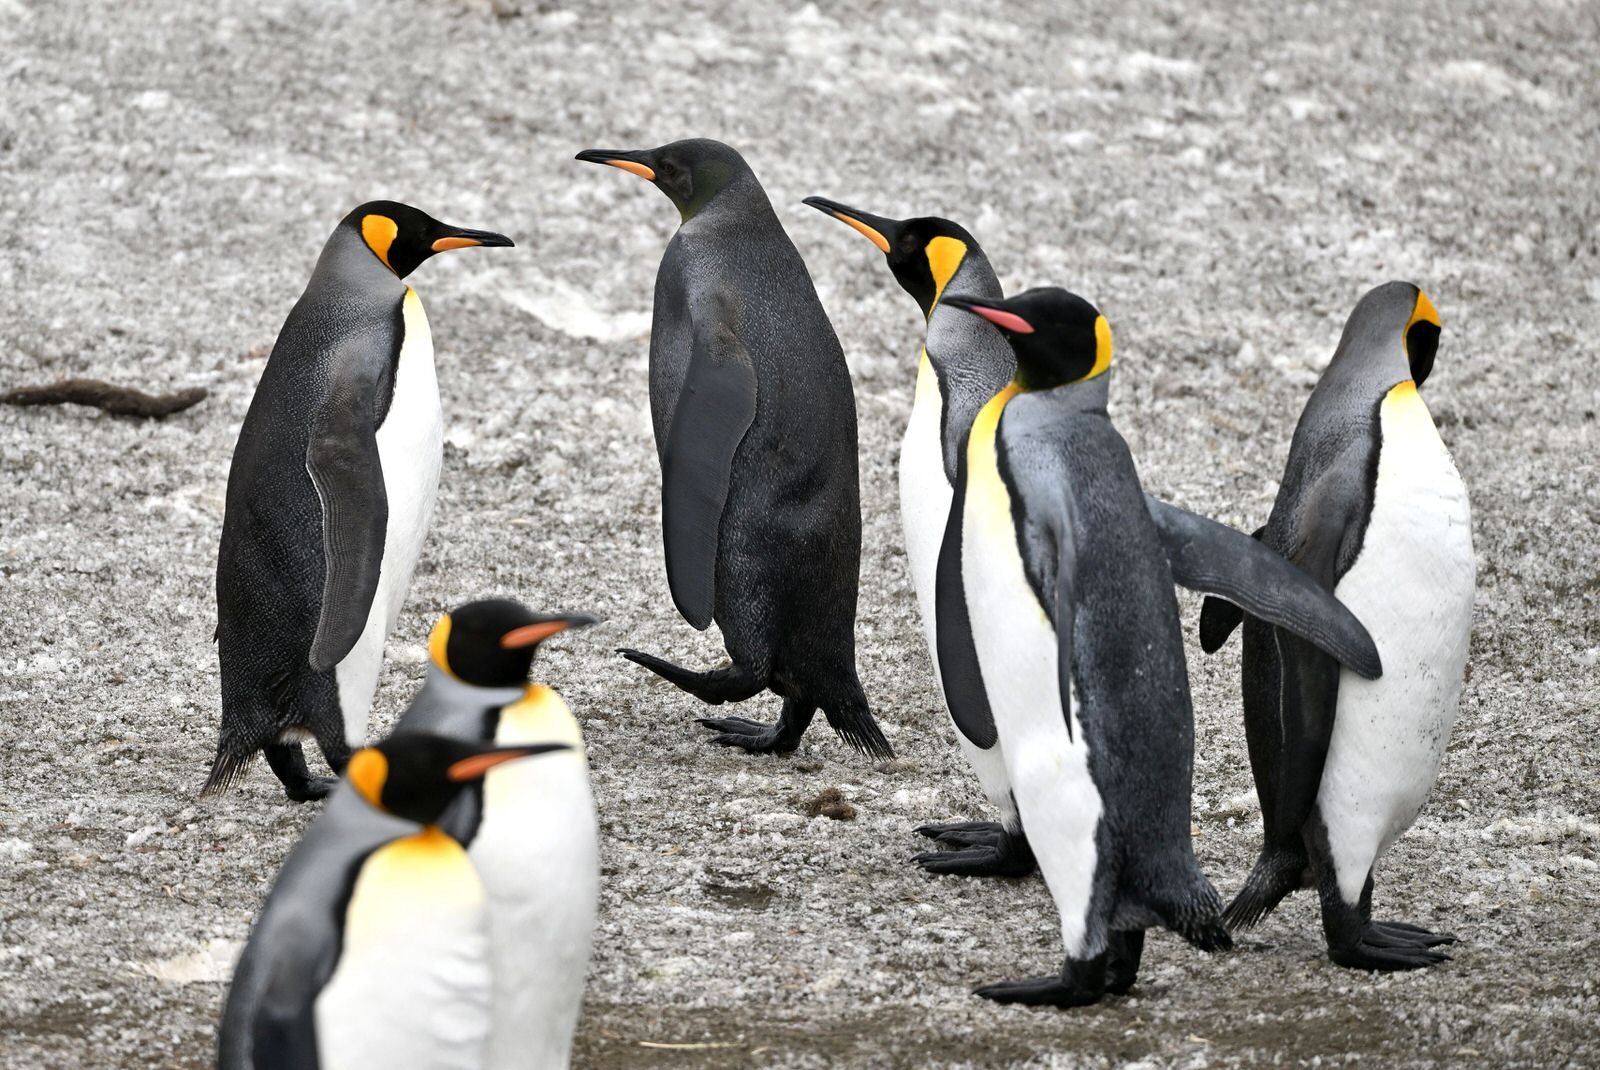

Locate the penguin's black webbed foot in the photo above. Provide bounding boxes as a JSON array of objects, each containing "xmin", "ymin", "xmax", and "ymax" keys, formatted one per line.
[
  {"xmin": 618, "ymin": 648, "xmax": 763, "ymax": 705},
  {"xmin": 1328, "ymin": 921, "xmax": 1454, "ymax": 971},
  {"xmin": 911, "ymin": 824, "xmax": 1036, "ymax": 878},
  {"xmin": 975, "ymin": 955, "xmax": 1109, "ymax": 1008},
  {"xmin": 283, "ymin": 776, "xmax": 340, "ymax": 803},
  {"xmin": 916, "ymin": 820, "xmax": 1006, "ymax": 843},
  {"xmin": 697, "ymin": 716, "xmax": 801, "ymax": 754}
]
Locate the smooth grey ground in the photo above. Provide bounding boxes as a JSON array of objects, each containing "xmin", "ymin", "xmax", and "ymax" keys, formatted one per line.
[{"xmin": 2, "ymin": 1, "xmax": 1598, "ymax": 1067}]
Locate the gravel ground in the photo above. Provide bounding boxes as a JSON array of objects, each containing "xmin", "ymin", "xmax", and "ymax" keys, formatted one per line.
[{"xmin": 3, "ymin": 1, "xmax": 1598, "ymax": 1067}]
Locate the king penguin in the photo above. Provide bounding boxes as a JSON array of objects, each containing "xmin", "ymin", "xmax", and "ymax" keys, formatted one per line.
[
  {"xmin": 1199, "ymin": 281, "xmax": 1473, "ymax": 970},
  {"xmin": 217, "ymin": 731, "xmax": 570, "ymax": 1069},
  {"xmin": 803, "ymin": 198, "xmax": 1384, "ymax": 882},
  {"xmin": 207, "ymin": 202, "xmax": 514, "ymax": 802},
  {"xmin": 576, "ymin": 139, "xmax": 889, "ymax": 760},
  {"xmin": 392, "ymin": 599, "xmax": 599, "ymax": 1070},
  {"xmin": 801, "ymin": 197, "xmax": 1031, "ymax": 874},
  {"xmin": 938, "ymin": 287, "xmax": 1235, "ymax": 1006}
]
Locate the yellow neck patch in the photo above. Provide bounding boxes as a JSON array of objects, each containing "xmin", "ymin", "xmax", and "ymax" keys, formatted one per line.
[
  {"xmin": 427, "ymin": 614, "xmax": 456, "ymax": 680},
  {"xmin": 347, "ymin": 748, "xmax": 388, "ymax": 810},
  {"xmin": 361, "ymin": 214, "xmax": 399, "ymax": 272},
  {"xmin": 1086, "ymin": 315, "xmax": 1113, "ymax": 380},
  {"xmin": 498, "ymin": 684, "xmax": 583, "ymax": 749},
  {"xmin": 926, "ymin": 237, "xmax": 967, "ymax": 311},
  {"xmin": 1407, "ymin": 290, "xmax": 1441, "ymax": 332}
]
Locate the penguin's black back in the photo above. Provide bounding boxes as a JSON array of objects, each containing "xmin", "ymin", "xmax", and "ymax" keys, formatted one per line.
[
  {"xmin": 214, "ymin": 230, "xmax": 406, "ymax": 758},
  {"xmin": 651, "ymin": 177, "xmax": 863, "ymax": 699}
]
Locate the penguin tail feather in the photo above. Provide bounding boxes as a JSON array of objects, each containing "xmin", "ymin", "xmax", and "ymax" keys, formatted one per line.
[
  {"xmin": 822, "ymin": 699, "xmax": 894, "ymax": 762},
  {"xmin": 200, "ymin": 748, "xmax": 252, "ymax": 799},
  {"xmin": 1135, "ymin": 860, "xmax": 1233, "ymax": 954},
  {"xmin": 1222, "ymin": 844, "xmax": 1306, "ymax": 931}
]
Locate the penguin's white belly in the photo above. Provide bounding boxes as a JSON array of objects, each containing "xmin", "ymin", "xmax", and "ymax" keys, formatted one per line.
[
  {"xmin": 472, "ymin": 688, "xmax": 598, "ymax": 1069},
  {"xmin": 900, "ymin": 356, "xmax": 1015, "ymax": 822},
  {"xmin": 335, "ymin": 289, "xmax": 444, "ymax": 744},
  {"xmin": 963, "ymin": 394, "xmax": 1102, "ymax": 955},
  {"xmin": 1318, "ymin": 382, "xmax": 1474, "ymax": 902},
  {"xmin": 899, "ymin": 352, "xmax": 951, "ymax": 659},
  {"xmin": 316, "ymin": 829, "xmax": 490, "ymax": 1070}
]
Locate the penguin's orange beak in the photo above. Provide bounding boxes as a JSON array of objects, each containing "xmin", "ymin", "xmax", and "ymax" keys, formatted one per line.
[
  {"xmin": 500, "ymin": 614, "xmax": 599, "ymax": 650},
  {"xmin": 575, "ymin": 149, "xmax": 656, "ymax": 181},
  {"xmin": 446, "ymin": 743, "xmax": 572, "ymax": 782}
]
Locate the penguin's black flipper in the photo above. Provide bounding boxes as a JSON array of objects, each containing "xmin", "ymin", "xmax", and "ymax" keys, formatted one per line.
[
  {"xmin": 1144, "ymin": 497, "xmax": 1381, "ymax": 680},
  {"xmin": 305, "ymin": 356, "xmax": 389, "ymax": 673},
  {"xmin": 934, "ymin": 443, "xmax": 998, "ymax": 748},
  {"xmin": 1197, "ymin": 525, "xmax": 1264, "ymax": 652},
  {"xmin": 660, "ymin": 302, "xmax": 757, "ymax": 631},
  {"xmin": 223, "ymin": 911, "xmax": 339, "ymax": 1069}
]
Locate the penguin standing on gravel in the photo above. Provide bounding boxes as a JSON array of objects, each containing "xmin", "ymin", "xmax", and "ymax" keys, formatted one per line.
[
  {"xmin": 207, "ymin": 202, "xmax": 514, "ymax": 802},
  {"xmin": 941, "ymin": 287, "xmax": 1233, "ymax": 1006},
  {"xmin": 1199, "ymin": 282, "xmax": 1473, "ymax": 970},
  {"xmin": 576, "ymin": 139, "xmax": 888, "ymax": 760},
  {"xmin": 393, "ymin": 599, "xmax": 599, "ymax": 1069},
  {"xmin": 803, "ymin": 199, "xmax": 1383, "ymax": 881},
  {"xmin": 217, "ymin": 731, "xmax": 570, "ymax": 1069},
  {"xmin": 802, "ymin": 197, "xmax": 1029, "ymax": 873}
]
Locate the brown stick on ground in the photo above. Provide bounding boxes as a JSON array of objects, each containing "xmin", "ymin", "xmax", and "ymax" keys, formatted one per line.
[{"xmin": 1, "ymin": 378, "xmax": 208, "ymax": 419}]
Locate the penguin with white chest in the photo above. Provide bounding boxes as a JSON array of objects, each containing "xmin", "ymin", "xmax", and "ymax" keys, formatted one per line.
[
  {"xmin": 1200, "ymin": 282, "xmax": 1473, "ymax": 970},
  {"xmin": 392, "ymin": 599, "xmax": 599, "ymax": 1070},
  {"xmin": 217, "ymin": 731, "xmax": 571, "ymax": 1069},
  {"xmin": 208, "ymin": 202, "xmax": 514, "ymax": 802},
  {"xmin": 804, "ymin": 199, "xmax": 1385, "ymax": 881}
]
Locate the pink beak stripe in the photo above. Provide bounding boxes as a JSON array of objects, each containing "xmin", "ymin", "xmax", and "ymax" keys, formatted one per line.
[{"xmin": 968, "ymin": 305, "xmax": 1035, "ymax": 334}]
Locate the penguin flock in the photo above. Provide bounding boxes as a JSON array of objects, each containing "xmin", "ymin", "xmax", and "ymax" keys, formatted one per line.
[{"xmin": 205, "ymin": 137, "xmax": 1474, "ymax": 1062}]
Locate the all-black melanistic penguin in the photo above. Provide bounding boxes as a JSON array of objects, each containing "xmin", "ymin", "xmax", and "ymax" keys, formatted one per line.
[
  {"xmin": 941, "ymin": 287, "xmax": 1232, "ymax": 1006},
  {"xmin": 802, "ymin": 199, "xmax": 1384, "ymax": 882},
  {"xmin": 801, "ymin": 197, "xmax": 1030, "ymax": 873},
  {"xmin": 575, "ymin": 139, "xmax": 888, "ymax": 759},
  {"xmin": 207, "ymin": 202, "xmax": 514, "ymax": 802},
  {"xmin": 1199, "ymin": 282, "xmax": 1473, "ymax": 970},
  {"xmin": 392, "ymin": 599, "xmax": 598, "ymax": 1069},
  {"xmin": 217, "ymin": 732, "xmax": 570, "ymax": 1069}
]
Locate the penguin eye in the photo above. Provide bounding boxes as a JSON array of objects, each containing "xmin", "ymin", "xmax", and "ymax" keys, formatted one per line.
[{"xmin": 656, "ymin": 159, "xmax": 690, "ymax": 198}]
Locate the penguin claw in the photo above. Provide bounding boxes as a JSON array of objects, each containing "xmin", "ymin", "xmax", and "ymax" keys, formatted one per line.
[
  {"xmin": 1328, "ymin": 928, "xmax": 1454, "ymax": 971},
  {"xmin": 283, "ymin": 776, "xmax": 339, "ymax": 803},
  {"xmin": 696, "ymin": 716, "xmax": 800, "ymax": 755},
  {"xmin": 1366, "ymin": 920, "xmax": 1457, "ymax": 948}
]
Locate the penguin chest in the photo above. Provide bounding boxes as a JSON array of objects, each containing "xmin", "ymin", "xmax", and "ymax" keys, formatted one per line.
[
  {"xmin": 960, "ymin": 393, "xmax": 1103, "ymax": 955},
  {"xmin": 372, "ymin": 288, "xmax": 445, "ymax": 625},
  {"xmin": 898, "ymin": 351, "xmax": 952, "ymax": 666},
  {"xmin": 469, "ymin": 688, "xmax": 598, "ymax": 1065},
  {"xmin": 1319, "ymin": 381, "xmax": 1475, "ymax": 880},
  {"xmin": 315, "ymin": 828, "xmax": 490, "ymax": 1070}
]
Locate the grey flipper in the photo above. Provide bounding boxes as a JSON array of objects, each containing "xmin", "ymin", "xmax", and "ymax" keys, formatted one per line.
[
  {"xmin": 1197, "ymin": 526, "xmax": 1261, "ymax": 652},
  {"xmin": 305, "ymin": 348, "xmax": 389, "ymax": 674},
  {"xmin": 934, "ymin": 446, "xmax": 997, "ymax": 749},
  {"xmin": 1145, "ymin": 496, "xmax": 1381, "ymax": 680},
  {"xmin": 248, "ymin": 927, "xmax": 337, "ymax": 1069},
  {"xmin": 661, "ymin": 299, "xmax": 757, "ymax": 630}
]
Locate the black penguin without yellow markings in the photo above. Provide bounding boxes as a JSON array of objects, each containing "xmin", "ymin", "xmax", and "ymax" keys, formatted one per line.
[
  {"xmin": 576, "ymin": 139, "xmax": 889, "ymax": 760},
  {"xmin": 1200, "ymin": 281, "xmax": 1473, "ymax": 971},
  {"xmin": 217, "ymin": 731, "xmax": 570, "ymax": 1068},
  {"xmin": 206, "ymin": 202, "xmax": 513, "ymax": 803}
]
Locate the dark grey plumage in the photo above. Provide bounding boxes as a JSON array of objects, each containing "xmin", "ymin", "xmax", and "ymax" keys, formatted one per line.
[{"xmin": 578, "ymin": 140, "xmax": 886, "ymax": 759}]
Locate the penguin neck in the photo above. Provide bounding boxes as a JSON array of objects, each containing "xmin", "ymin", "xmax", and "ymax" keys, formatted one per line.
[
  {"xmin": 420, "ymin": 664, "xmax": 530, "ymax": 715},
  {"xmin": 1025, "ymin": 370, "xmax": 1111, "ymax": 413},
  {"xmin": 312, "ymin": 225, "xmax": 408, "ymax": 298},
  {"xmin": 1316, "ymin": 318, "xmax": 1414, "ymax": 404},
  {"xmin": 677, "ymin": 169, "xmax": 768, "ymax": 227}
]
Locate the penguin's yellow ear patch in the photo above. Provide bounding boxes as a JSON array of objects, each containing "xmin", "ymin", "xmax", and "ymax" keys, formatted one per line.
[
  {"xmin": 1088, "ymin": 315, "xmax": 1113, "ymax": 380},
  {"xmin": 361, "ymin": 214, "xmax": 399, "ymax": 271},
  {"xmin": 1408, "ymin": 289, "xmax": 1441, "ymax": 330},
  {"xmin": 925, "ymin": 237, "xmax": 968, "ymax": 307},
  {"xmin": 348, "ymin": 748, "xmax": 388, "ymax": 809},
  {"xmin": 428, "ymin": 614, "xmax": 457, "ymax": 679}
]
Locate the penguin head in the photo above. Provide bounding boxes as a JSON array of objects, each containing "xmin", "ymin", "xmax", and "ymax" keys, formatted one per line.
[
  {"xmin": 346, "ymin": 732, "xmax": 570, "ymax": 825},
  {"xmin": 802, "ymin": 197, "xmax": 976, "ymax": 319},
  {"xmin": 427, "ymin": 599, "xmax": 597, "ymax": 688},
  {"xmin": 575, "ymin": 139, "xmax": 752, "ymax": 222},
  {"xmin": 343, "ymin": 201, "xmax": 514, "ymax": 279},
  {"xmin": 943, "ymin": 288, "xmax": 1111, "ymax": 390}
]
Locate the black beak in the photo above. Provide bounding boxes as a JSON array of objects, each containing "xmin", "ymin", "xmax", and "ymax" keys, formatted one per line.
[
  {"xmin": 801, "ymin": 196, "xmax": 901, "ymax": 254},
  {"xmin": 431, "ymin": 225, "xmax": 515, "ymax": 252},
  {"xmin": 575, "ymin": 148, "xmax": 657, "ymax": 181}
]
